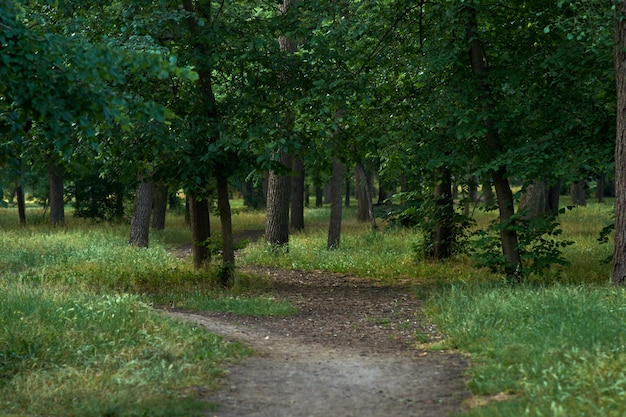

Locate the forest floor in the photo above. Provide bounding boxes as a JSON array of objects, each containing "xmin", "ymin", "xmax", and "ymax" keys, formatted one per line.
[{"xmin": 165, "ymin": 257, "xmax": 472, "ymax": 417}]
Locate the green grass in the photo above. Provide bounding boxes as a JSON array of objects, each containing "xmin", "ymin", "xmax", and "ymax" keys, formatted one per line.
[
  {"xmin": 1, "ymin": 199, "xmax": 623, "ymax": 416},
  {"xmin": 425, "ymin": 283, "xmax": 626, "ymax": 417},
  {"xmin": 0, "ymin": 283, "xmax": 249, "ymax": 416}
]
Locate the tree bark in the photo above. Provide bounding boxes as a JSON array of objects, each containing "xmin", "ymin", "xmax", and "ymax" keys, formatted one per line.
[
  {"xmin": 614, "ymin": 0, "xmax": 626, "ymax": 285},
  {"xmin": 355, "ymin": 161, "xmax": 377, "ymax": 229},
  {"xmin": 432, "ymin": 168, "xmax": 454, "ymax": 259},
  {"xmin": 265, "ymin": 151, "xmax": 292, "ymax": 246},
  {"xmin": 129, "ymin": 170, "xmax": 154, "ymax": 248},
  {"xmin": 327, "ymin": 156, "xmax": 344, "ymax": 250},
  {"xmin": 315, "ymin": 185, "xmax": 323, "ymax": 208},
  {"xmin": 345, "ymin": 176, "xmax": 350, "ymax": 207},
  {"xmin": 519, "ymin": 180, "xmax": 547, "ymax": 219},
  {"xmin": 188, "ymin": 195, "xmax": 211, "ymax": 269},
  {"xmin": 15, "ymin": 181, "xmax": 26, "ymax": 226},
  {"xmin": 48, "ymin": 160, "xmax": 65, "ymax": 226},
  {"xmin": 151, "ymin": 182, "xmax": 168, "ymax": 231},
  {"xmin": 216, "ymin": 172, "xmax": 235, "ymax": 286},
  {"xmin": 596, "ymin": 173, "xmax": 606, "ymax": 203},
  {"xmin": 465, "ymin": 5, "xmax": 522, "ymax": 279},
  {"xmin": 290, "ymin": 156, "xmax": 305, "ymax": 232},
  {"xmin": 546, "ymin": 180, "xmax": 561, "ymax": 215},
  {"xmin": 570, "ymin": 181, "xmax": 587, "ymax": 206}
]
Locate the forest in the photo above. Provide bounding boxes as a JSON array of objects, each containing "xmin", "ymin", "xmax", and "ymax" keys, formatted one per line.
[{"xmin": 2, "ymin": 1, "xmax": 626, "ymax": 416}]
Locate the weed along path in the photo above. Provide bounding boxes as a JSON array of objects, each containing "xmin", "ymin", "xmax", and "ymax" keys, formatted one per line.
[{"xmin": 166, "ymin": 266, "xmax": 470, "ymax": 417}]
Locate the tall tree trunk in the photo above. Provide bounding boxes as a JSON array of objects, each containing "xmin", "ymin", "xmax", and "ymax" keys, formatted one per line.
[
  {"xmin": 432, "ymin": 168, "xmax": 454, "ymax": 259},
  {"xmin": 546, "ymin": 180, "xmax": 561, "ymax": 215},
  {"xmin": 48, "ymin": 160, "xmax": 64, "ymax": 226},
  {"xmin": 152, "ymin": 182, "xmax": 168, "ymax": 231},
  {"xmin": 290, "ymin": 156, "xmax": 305, "ymax": 232},
  {"xmin": 15, "ymin": 180, "xmax": 26, "ymax": 226},
  {"xmin": 614, "ymin": 0, "xmax": 626, "ymax": 285},
  {"xmin": 570, "ymin": 180, "xmax": 587, "ymax": 206},
  {"xmin": 597, "ymin": 173, "xmax": 606, "ymax": 203},
  {"xmin": 327, "ymin": 156, "xmax": 344, "ymax": 249},
  {"xmin": 265, "ymin": 151, "xmax": 292, "ymax": 246},
  {"xmin": 216, "ymin": 172, "xmax": 235, "ymax": 286},
  {"xmin": 355, "ymin": 161, "xmax": 377, "ymax": 229},
  {"xmin": 465, "ymin": 5, "xmax": 522, "ymax": 280},
  {"xmin": 345, "ymin": 176, "xmax": 350, "ymax": 207},
  {"xmin": 519, "ymin": 180, "xmax": 547, "ymax": 219},
  {"xmin": 129, "ymin": 170, "xmax": 154, "ymax": 248},
  {"xmin": 315, "ymin": 185, "xmax": 323, "ymax": 208},
  {"xmin": 188, "ymin": 195, "xmax": 211, "ymax": 269}
]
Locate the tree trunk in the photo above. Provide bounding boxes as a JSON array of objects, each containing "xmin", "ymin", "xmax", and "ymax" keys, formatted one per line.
[
  {"xmin": 546, "ymin": 181, "xmax": 561, "ymax": 215},
  {"xmin": 265, "ymin": 151, "xmax": 292, "ymax": 246},
  {"xmin": 519, "ymin": 180, "xmax": 547, "ymax": 219},
  {"xmin": 151, "ymin": 182, "xmax": 168, "ymax": 231},
  {"xmin": 432, "ymin": 168, "xmax": 454, "ymax": 259},
  {"xmin": 290, "ymin": 156, "xmax": 305, "ymax": 232},
  {"xmin": 345, "ymin": 176, "xmax": 350, "ymax": 207},
  {"xmin": 188, "ymin": 195, "xmax": 211, "ymax": 269},
  {"xmin": 570, "ymin": 181, "xmax": 587, "ymax": 206},
  {"xmin": 48, "ymin": 160, "xmax": 65, "ymax": 226},
  {"xmin": 216, "ymin": 172, "xmax": 235, "ymax": 286},
  {"xmin": 465, "ymin": 5, "xmax": 522, "ymax": 280},
  {"xmin": 315, "ymin": 185, "xmax": 323, "ymax": 208},
  {"xmin": 355, "ymin": 161, "xmax": 377, "ymax": 229},
  {"xmin": 327, "ymin": 156, "xmax": 344, "ymax": 250},
  {"xmin": 614, "ymin": 0, "xmax": 626, "ymax": 285},
  {"xmin": 597, "ymin": 173, "xmax": 606, "ymax": 203},
  {"xmin": 15, "ymin": 181, "xmax": 26, "ymax": 226},
  {"xmin": 129, "ymin": 170, "xmax": 154, "ymax": 248}
]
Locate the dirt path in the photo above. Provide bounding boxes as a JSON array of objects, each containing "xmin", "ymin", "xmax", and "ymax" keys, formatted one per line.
[{"xmin": 166, "ymin": 266, "xmax": 470, "ymax": 417}]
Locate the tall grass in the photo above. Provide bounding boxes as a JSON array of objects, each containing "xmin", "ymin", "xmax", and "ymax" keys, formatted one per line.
[{"xmin": 425, "ymin": 283, "xmax": 626, "ymax": 417}]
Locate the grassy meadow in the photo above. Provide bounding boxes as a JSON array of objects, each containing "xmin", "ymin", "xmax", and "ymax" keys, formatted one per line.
[{"xmin": 1, "ymin": 198, "xmax": 624, "ymax": 416}]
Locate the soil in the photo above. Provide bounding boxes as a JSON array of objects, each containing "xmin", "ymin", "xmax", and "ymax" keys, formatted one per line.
[{"xmin": 165, "ymin": 257, "xmax": 471, "ymax": 417}]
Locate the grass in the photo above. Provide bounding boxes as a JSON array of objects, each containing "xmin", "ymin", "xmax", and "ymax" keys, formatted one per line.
[
  {"xmin": 0, "ymin": 206, "xmax": 292, "ymax": 416},
  {"xmin": 1, "ymin": 198, "xmax": 623, "ymax": 416}
]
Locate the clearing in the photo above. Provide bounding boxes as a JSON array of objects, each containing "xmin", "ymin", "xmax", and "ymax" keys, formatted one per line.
[{"xmin": 167, "ymin": 265, "xmax": 470, "ymax": 417}]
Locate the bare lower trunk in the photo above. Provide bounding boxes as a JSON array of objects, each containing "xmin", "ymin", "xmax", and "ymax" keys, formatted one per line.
[
  {"xmin": 613, "ymin": 0, "xmax": 626, "ymax": 285},
  {"xmin": 15, "ymin": 181, "xmax": 26, "ymax": 226},
  {"xmin": 290, "ymin": 156, "xmax": 305, "ymax": 232},
  {"xmin": 152, "ymin": 182, "xmax": 168, "ymax": 231},
  {"xmin": 189, "ymin": 196, "xmax": 211, "ymax": 269},
  {"xmin": 129, "ymin": 170, "xmax": 155, "ymax": 248},
  {"xmin": 519, "ymin": 180, "xmax": 547, "ymax": 219},
  {"xmin": 570, "ymin": 181, "xmax": 587, "ymax": 206},
  {"xmin": 265, "ymin": 151, "xmax": 292, "ymax": 246},
  {"xmin": 432, "ymin": 168, "xmax": 453, "ymax": 259},
  {"xmin": 327, "ymin": 156, "xmax": 344, "ymax": 250},
  {"xmin": 216, "ymin": 172, "xmax": 235, "ymax": 286},
  {"xmin": 355, "ymin": 161, "xmax": 377, "ymax": 230},
  {"xmin": 48, "ymin": 161, "xmax": 65, "ymax": 226}
]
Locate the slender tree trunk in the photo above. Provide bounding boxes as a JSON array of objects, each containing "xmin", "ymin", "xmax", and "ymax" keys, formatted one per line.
[
  {"xmin": 152, "ymin": 182, "xmax": 168, "ymax": 231},
  {"xmin": 188, "ymin": 195, "xmax": 211, "ymax": 269},
  {"xmin": 216, "ymin": 172, "xmax": 235, "ymax": 286},
  {"xmin": 614, "ymin": 0, "xmax": 626, "ymax": 285},
  {"xmin": 327, "ymin": 156, "xmax": 344, "ymax": 250},
  {"xmin": 15, "ymin": 180, "xmax": 26, "ymax": 226},
  {"xmin": 129, "ymin": 170, "xmax": 155, "ymax": 248},
  {"xmin": 48, "ymin": 160, "xmax": 64, "ymax": 226},
  {"xmin": 432, "ymin": 168, "xmax": 454, "ymax": 259},
  {"xmin": 290, "ymin": 156, "xmax": 305, "ymax": 232},
  {"xmin": 355, "ymin": 161, "xmax": 377, "ymax": 229},
  {"xmin": 265, "ymin": 151, "xmax": 292, "ymax": 246},
  {"xmin": 465, "ymin": 5, "xmax": 522, "ymax": 280},
  {"xmin": 345, "ymin": 176, "xmax": 350, "ymax": 207},
  {"xmin": 597, "ymin": 173, "xmax": 606, "ymax": 203}
]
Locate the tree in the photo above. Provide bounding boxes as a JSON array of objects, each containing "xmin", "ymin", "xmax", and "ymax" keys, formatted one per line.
[
  {"xmin": 613, "ymin": 0, "xmax": 626, "ymax": 285},
  {"xmin": 129, "ymin": 169, "xmax": 155, "ymax": 247}
]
